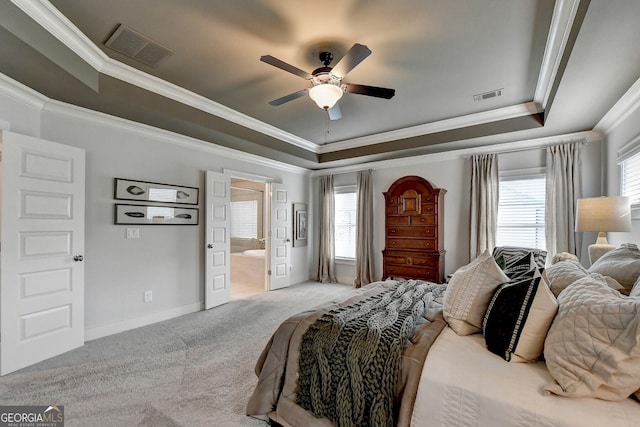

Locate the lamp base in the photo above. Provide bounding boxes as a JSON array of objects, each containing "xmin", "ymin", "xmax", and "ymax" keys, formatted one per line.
[{"xmin": 588, "ymin": 232, "xmax": 614, "ymax": 265}]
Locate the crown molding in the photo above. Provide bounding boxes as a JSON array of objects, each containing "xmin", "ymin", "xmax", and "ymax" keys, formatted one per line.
[
  {"xmin": 10, "ymin": 0, "xmax": 107, "ymax": 70},
  {"xmin": 533, "ymin": 0, "xmax": 582, "ymax": 109},
  {"xmin": 42, "ymin": 100, "xmax": 311, "ymax": 175},
  {"xmin": 0, "ymin": 72, "xmax": 47, "ymax": 110},
  {"xmin": 10, "ymin": 0, "xmax": 318, "ymax": 153},
  {"xmin": 0, "ymin": 71, "xmax": 310, "ymax": 175},
  {"xmin": 310, "ymin": 130, "xmax": 597, "ymax": 177},
  {"xmin": 318, "ymin": 102, "xmax": 542, "ymax": 154},
  {"xmin": 594, "ymin": 75, "xmax": 640, "ymax": 134}
]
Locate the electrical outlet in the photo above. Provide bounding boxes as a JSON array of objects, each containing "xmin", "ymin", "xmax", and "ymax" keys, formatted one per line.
[
  {"xmin": 126, "ymin": 228, "xmax": 140, "ymax": 239},
  {"xmin": 144, "ymin": 290, "xmax": 152, "ymax": 302}
]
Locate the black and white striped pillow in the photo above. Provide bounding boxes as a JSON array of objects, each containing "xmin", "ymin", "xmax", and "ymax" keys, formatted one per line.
[
  {"xmin": 496, "ymin": 252, "xmax": 534, "ymax": 279},
  {"xmin": 482, "ymin": 268, "xmax": 558, "ymax": 363},
  {"xmin": 492, "ymin": 246, "xmax": 547, "ymax": 269}
]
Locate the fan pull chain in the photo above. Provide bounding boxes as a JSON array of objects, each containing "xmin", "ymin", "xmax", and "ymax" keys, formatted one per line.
[{"xmin": 324, "ymin": 112, "xmax": 330, "ymax": 145}]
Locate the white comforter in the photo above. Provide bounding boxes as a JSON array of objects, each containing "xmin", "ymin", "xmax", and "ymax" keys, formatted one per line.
[{"xmin": 411, "ymin": 327, "xmax": 640, "ymax": 427}]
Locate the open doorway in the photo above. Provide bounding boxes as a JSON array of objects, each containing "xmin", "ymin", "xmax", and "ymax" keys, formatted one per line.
[{"xmin": 229, "ymin": 178, "xmax": 267, "ymax": 298}]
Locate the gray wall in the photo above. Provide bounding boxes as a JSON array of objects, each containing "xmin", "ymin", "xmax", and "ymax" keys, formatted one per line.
[
  {"xmin": 0, "ymin": 89, "xmax": 311, "ymax": 339},
  {"xmin": 313, "ymin": 139, "xmax": 604, "ymax": 285},
  {"xmin": 2, "ymin": 74, "xmax": 633, "ymax": 338}
]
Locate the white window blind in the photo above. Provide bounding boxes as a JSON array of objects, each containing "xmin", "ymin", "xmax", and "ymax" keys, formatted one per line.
[
  {"xmin": 496, "ymin": 174, "xmax": 546, "ymax": 250},
  {"xmin": 620, "ymin": 150, "xmax": 640, "ymax": 206},
  {"xmin": 334, "ymin": 186, "xmax": 357, "ymax": 259},
  {"xmin": 230, "ymin": 200, "xmax": 258, "ymax": 238}
]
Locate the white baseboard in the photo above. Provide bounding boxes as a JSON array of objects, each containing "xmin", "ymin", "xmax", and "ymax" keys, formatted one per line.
[{"xmin": 85, "ymin": 301, "xmax": 203, "ymax": 341}]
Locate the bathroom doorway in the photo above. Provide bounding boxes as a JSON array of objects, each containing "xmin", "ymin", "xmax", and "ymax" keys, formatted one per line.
[{"xmin": 229, "ymin": 178, "xmax": 267, "ymax": 298}]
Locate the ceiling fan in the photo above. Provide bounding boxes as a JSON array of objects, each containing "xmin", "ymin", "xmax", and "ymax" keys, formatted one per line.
[{"xmin": 260, "ymin": 43, "xmax": 395, "ymax": 120}]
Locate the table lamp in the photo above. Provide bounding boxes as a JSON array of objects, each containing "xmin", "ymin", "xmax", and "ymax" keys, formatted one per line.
[{"xmin": 575, "ymin": 196, "xmax": 631, "ymax": 264}]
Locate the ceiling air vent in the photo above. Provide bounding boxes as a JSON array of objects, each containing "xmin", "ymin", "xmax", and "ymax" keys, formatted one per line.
[
  {"xmin": 104, "ymin": 24, "xmax": 173, "ymax": 67},
  {"xmin": 473, "ymin": 88, "xmax": 503, "ymax": 102}
]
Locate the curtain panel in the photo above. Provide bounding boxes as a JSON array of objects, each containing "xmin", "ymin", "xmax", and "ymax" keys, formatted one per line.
[
  {"xmin": 469, "ymin": 153, "xmax": 499, "ymax": 260},
  {"xmin": 354, "ymin": 169, "xmax": 375, "ymax": 287},
  {"xmin": 316, "ymin": 175, "xmax": 337, "ymax": 283},
  {"xmin": 545, "ymin": 142, "xmax": 582, "ymax": 261}
]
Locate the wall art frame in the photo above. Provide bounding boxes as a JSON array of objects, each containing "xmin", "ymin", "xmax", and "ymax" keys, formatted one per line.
[
  {"xmin": 114, "ymin": 203, "xmax": 199, "ymax": 225},
  {"xmin": 293, "ymin": 203, "xmax": 307, "ymax": 247},
  {"xmin": 114, "ymin": 178, "xmax": 199, "ymax": 205}
]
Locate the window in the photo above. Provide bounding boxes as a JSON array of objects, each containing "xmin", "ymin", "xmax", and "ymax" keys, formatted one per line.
[
  {"xmin": 620, "ymin": 150, "xmax": 640, "ymax": 206},
  {"xmin": 334, "ymin": 185, "xmax": 357, "ymax": 259},
  {"xmin": 230, "ymin": 200, "xmax": 258, "ymax": 238},
  {"xmin": 496, "ymin": 174, "xmax": 546, "ymax": 250}
]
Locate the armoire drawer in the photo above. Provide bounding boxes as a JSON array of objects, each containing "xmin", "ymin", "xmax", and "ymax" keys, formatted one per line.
[
  {"xmin": 384, "ymin": 252, "xmax": 438, "ymax": 267},
  {"xmin": 383, "ymin": 265, "xmax": 437, "ymax": 281},
  {"xmin": 386, "ymin": 238, "xmax": 435, "ymax": 250},
  {"xmin": 387, "ymin": 226, "xmax": 436, "ymax": 238}
]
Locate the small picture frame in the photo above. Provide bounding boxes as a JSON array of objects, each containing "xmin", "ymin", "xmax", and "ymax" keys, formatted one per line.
[
  {"xmin": 115, "ymin": 204, "xmax": 199, "ymax": 225},
  {"xmin": 114, "ymin": 178, "xmax": 199, "ymax": 205},
  {"xmin": 293, "ymin": 203, "xmax": 307, "ymax": 247}
]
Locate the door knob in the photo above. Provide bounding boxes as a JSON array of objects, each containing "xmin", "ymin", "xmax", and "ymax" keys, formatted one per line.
[
  {"xmin": 73, "ymin": 255, "xmax": 84, "ymax": 262},
  {"xmin": 207, "ymin": 244, "xmax": 213, "ymax": 249}
]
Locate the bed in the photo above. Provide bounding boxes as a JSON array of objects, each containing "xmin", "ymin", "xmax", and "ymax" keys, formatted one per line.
[{"xmin": 246, "ymin": 246, "xmax": 640, "ymax": 427}]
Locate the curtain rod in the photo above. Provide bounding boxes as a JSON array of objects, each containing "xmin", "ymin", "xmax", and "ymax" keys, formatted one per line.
[
  {"xmin": 312, "ymin": 168, "xmax": 375, "ymax": 178},
  {"xmin": 462, "ymin": 139, "xmax": 588, "ymax": 159}
]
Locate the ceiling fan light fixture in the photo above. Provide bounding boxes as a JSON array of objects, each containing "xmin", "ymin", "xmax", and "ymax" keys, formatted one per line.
[{"xmin": 309, "ymin": 84, "xmax": 343, "ymax": 110}]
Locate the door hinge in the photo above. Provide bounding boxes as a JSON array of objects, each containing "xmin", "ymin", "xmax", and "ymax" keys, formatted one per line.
[{"xmin": 268, "ymin": 270, "xmax": 271, "ymax": 276}]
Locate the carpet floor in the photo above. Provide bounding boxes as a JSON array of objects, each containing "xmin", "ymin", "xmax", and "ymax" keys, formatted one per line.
[{"xmin": 0, "ymin": 281, "xmax": 355, "ymax": 427}]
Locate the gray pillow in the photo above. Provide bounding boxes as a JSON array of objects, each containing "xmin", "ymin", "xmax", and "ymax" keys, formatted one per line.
[{"xmin": 588, "ymin": 243, "xmax": 640, "ymax": 291}]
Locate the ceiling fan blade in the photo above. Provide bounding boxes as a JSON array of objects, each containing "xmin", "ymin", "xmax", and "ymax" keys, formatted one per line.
[
  {"xmin": 331, "ymin": 43, "xmax": 372, "ymax": 78},
  {"xmin": 344, "ymin": 83, "xmax": 395, "ymax": 99},
  {"xmin": 268, "ymin": 88, "xmax": 309, "ymax": 106},
  {"xmin": 260, "ymin": 55, "xmax": 312, "ymax": 79},
  {"xmin": 328, "ymin": 103, "xmax": 342, "ymax": 121}
]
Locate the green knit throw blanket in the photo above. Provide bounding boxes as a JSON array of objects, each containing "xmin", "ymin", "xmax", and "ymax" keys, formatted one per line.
[{"xmin": 296, "ymin": 280, "xmax": 443, "ymax": 427}]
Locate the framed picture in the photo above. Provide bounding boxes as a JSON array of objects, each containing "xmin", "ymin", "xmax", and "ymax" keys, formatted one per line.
[
  {"xmin": 293, "ymin": 203, "xmax": 307, "ymax": 247},
  {"xmin": 114, "ymin": 178, "xmax": 199, "ymax": 205},
  {"xmin": 115, "ymin": 204, "xmax": 199, "ymax": 225}
]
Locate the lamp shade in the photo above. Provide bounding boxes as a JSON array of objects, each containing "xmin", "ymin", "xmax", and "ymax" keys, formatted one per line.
[
  {"xmin": 309, "ymin": 84, "xmax": 343, "ymax": 110},
  {"xmin": 575, "ymin": 196, "xmax": 631, "ymax": 232}
]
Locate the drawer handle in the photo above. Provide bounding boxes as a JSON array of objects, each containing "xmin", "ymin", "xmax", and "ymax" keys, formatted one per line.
[{"xmin": 390, "ymin": 229, "xmax": 396, "ymax": 233}]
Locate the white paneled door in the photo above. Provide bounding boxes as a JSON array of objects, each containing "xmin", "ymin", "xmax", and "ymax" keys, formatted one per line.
[
  {"xmin": 1, "ymin": 131, "xmax": 85, "ymax": 375},
  {"xmin": 204, "ymin": 171, "xmax": 230, "ymax": 309},
  {"xmin": 269, "ymin": 183, "xmax": 291, "ymax": 290}
]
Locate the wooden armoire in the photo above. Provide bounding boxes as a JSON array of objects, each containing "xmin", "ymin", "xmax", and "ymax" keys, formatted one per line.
[{"xmin": 382, "ymin": 175, "xmax": 446, "ymax": 282}]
